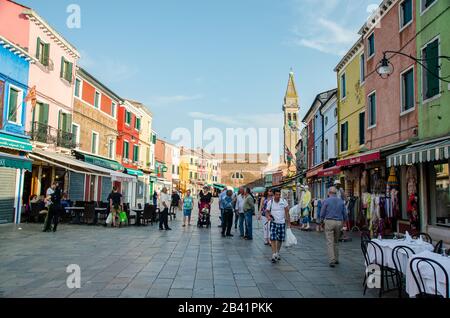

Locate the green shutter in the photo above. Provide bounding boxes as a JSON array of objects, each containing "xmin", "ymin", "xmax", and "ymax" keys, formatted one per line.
[
  {"xmin": 359, "ymin": 112, "xmax": 365, "ymax": 145},
  {"xmin": 152, "ymin": 134, "xmax": 156, "ymax": 144},
  {"xmin": 40, "ymin": 103, "xmax": 49, "ymax": 125},
  {"xmin": 67, "ymin": 62, "xmax": 73, "ymax": 83},
  {"xmin": 36, "ymin": 37, "xmax": 41, "ymax": 59},
  {"xmin": 43, "ymin": 43, "xmax": 50, "ymax": 66},
  {"xmin": 404, "ymin": 70, "xmax": 414, "ymax": 110},
  {"xmin": 426, "ymin": 40, "xmax": 439, "ymax": 98},
  {"xmin": 66, "ymin": 114, "xmax": 72, "ymax": 133},
  {"xmin": 60, "ymin": 57, "xmax": 65, "ymax": 79}
]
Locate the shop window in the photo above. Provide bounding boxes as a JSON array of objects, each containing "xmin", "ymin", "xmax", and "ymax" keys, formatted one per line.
[{"xmin": 429, "ymin": 163, "xmax": 449, "ymax": 227}]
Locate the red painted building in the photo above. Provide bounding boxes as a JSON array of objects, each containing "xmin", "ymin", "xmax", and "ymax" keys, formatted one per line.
[
  {"xmin": 361, "ymin": 0, "xmax": 418, "ymax": 151},
  {"xmin": 116, "ymin": 101, "xmax": 141, "ymax": 171}
]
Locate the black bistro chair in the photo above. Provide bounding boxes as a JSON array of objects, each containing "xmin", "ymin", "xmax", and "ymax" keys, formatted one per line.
[
  {"xmin": 412, "ymin": 232, "xmax": 433, "ymax": 245},
  {"xmin": 392, "ymin": 245, "xmax": 415, "ymax": 298},
  {"xmin": 362, "ymin": 240, "xmax": 398, "ymax": 297},
  {"xmin": 83, "ymin": 202, "xmax": 96, "ymax": 225},
  {"xmin": 433, "ymin": 240, "xmax": 444, "ymax": 254},
  {"xmin": 410, "ymin": 257, "xmax": 449, "ymax": 298},
  {"xmin": 141, "ymin": 204, "xmax": 153, "ymax": 226}
]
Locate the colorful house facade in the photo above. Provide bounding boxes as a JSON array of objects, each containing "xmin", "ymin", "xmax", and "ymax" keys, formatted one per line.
[{"xmin": 0, "ymin": 35, "xmax": 34, "ymax": 224}]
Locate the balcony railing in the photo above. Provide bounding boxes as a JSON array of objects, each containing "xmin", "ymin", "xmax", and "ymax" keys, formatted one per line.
[{"xmin": 28, "ymin": 122, "xmax": 77, "ymax": 149}]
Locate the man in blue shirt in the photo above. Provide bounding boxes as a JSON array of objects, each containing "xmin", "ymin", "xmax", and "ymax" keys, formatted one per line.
[
  {"xmin": 218, "ymin": 188, "xmax": 228, "ymax": 228},
  {"xmin": 320, "ymin": 186, "xmax": 347, "ymax": 268}
]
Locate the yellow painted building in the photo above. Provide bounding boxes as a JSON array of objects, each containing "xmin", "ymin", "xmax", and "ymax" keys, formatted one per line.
[
  {"xmin": 180, "ymin": 148, "xmax": 199, "ymax": 195},
  {"xmin": 335, "ymin": 38, "xmax": 366, "ymax": 159},
  {"xmin": 334, "ymin": 38, "xmax": 366, "ymax": 196}
]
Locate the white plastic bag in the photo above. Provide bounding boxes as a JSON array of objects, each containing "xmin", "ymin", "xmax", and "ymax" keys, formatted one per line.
[
  {"xmin": 106, "ymin": 213, "xmax": 112, "ymax": 225},
  {"xmin": 285, "ymin": 228, "xmax": 298, "ymax": 247},
  {"xmin": 289, "ymin": 205, "xmax": 301, "ymax": 223}
]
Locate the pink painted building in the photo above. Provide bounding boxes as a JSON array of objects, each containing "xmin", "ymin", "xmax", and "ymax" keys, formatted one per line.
[{"xmin": 361, "ymin": 0, "xmax": 418, "ymax": 151}]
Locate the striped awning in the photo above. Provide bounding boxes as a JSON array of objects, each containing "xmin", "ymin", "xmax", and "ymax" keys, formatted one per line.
[{"xmin": 387, "ymin": 138, "xmax": 450, "ymax": 167}]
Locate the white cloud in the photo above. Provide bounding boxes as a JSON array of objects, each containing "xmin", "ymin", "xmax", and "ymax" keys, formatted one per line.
[{"xmin": 289, "ymin": 0, "xmax": 380, "ymax": 56}]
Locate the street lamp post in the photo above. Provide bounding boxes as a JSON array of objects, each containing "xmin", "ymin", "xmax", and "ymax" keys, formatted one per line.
[{"xmin": 376, "ymin": 50, "xmax": 450, "ymax": 82}]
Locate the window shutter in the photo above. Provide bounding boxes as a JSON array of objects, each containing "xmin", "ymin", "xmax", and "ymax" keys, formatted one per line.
[
  {"xmin": 43, "ymin": 43, "xmax": 50, "ymax": 66},
  {"xmin": 8, "ymin": 88, "xmax": 18, "ymax": 121},
  {"xmin": 359, "ymin": 112, "xmax": 365, "ymax": 145},
  {"xmin": 40, "ymin": 103, "xmax": 49, "ymax": 125},
  {"xmin": 426, "ymin": 40, "xmax": 440, "ymax": 98},
  {"xmin": 64, "ymin": 113, "xmax": 72, "ymax": 133},
  {"xmin": 60, "ymin": 57, "xmax": 65, "ymax": 78},
  {"xmin": 36, "ymin": 37, "xmax": 41, "ymax": 59},
  {"xmin": 68, "ymin": 62, "xmax": 73, "ymax": 83}
]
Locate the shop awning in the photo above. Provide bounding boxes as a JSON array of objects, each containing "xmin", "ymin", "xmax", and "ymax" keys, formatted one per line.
[
  {"xmin": 73, "ymin": 151, "xmax": 124, "ymax": 171},
  {"xmin": 0, "ymin": 132, "xmax": 32, "ymax": 152},
  {"xmin": 125, "ymin": 168, "xmax": 144, "ymax": 177},
  {"xmin": 213, "ymin": 183, "xmax": 226, "ymax": 190},
  {"xmin": 337, "ymin": 151, "xmax": 381, "ymax": 168},
  {"xmin": 318, "ymin": 166, "xmax": 342, "ymax": 177},
  {"xmin": 387, "ymin": 137, "xmax": 450, "ymax": 167},
  {"xmin": 0, "ymin": 152, "xmax": 32, "ymax": 171},
  {"xmin": 306, "ymin": 164, "xmax": 324, "ymax": 178}
]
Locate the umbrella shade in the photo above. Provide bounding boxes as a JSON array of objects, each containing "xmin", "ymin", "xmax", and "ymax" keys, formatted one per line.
[{"xmin": 252, "ymin": 187, "xmax": 266, "ymax": 194}]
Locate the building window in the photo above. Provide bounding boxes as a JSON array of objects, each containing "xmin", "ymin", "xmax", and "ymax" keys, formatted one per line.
[
  {"xmin": 7, "ymin": 86, "xmax": 23, "ymax": 124},
  {"xmin": 288, "ymin": 113, "xmax": 292, "ymax": 122},
  {"xmin": 133, "ymin": 145, "xmax": 139, "ymax": 162},
  {"xmin": 359, "ymin": 112, "xmax": 366, "ymax": 145},
  {"xmin": 293, "ymin": 114, "xmax": 297, "ymax": 122},
  {"xmin": 401, "ymin": 67, "xmax": 415, "ymax": 112},
  {"xmin": 400, "ymin": 0, "xmax": 413, "ymax": 28},
  {"xmin": 108, "ymin": 139, "xmax": 115, "ymax": 159},
  {"xmin": 325, "ymin": 116, "xmax": 328, "ymax": 127},
  {"xmin": 36, "ymin": 37, "xmax": 50, "ymax": 66},
  {"xmin": 421, "ymin": 0, "xmax": 437, "ymax": 13},
  {"xmin": 91, "ymin": 132, "xmax": 99, "ymax": 154},
  {"xmin": 324, "ymin": 139, "xmax": 329, "ymax": 161},
  {"xmin": 422, "ymin": 38, "xmax": 440, "ymax": 100},
  {"xmin": 172, "ymin": 165, "xmax": 175, "ymax": 174},
  {"xmin": 111, "ymin": 102, "xmax": 116, "ymax": 118},
  {"xmin": 340, "ymin": 73, "xmax": 346, "ymax": 99},
  {"xmin": 94, "ymin": 91, "xmax": 100, "ymax": 109},
  {"xmin": 125, "ymin": 111, "xmax": 131, "ymax": 125},
  {"xmin": 335, "ymin": 133, "xmax": 338, "ymax": 156},
  {"xmin": 135, "ymin": 117, "xmax": 141, "ymax": 130},
  {"xmin": 74, "ymin": 78, "xmax": 81, "ymax": 98},
  {"xmin": 341, "ymin": 122, "xmax": 348, "ymax": 152},
  {"xmin": 189, "ymin": 171, "xmax": 193, "ymax": 179},
  {"xmin": 123, "ymin": 141, "xmax": 129, "ymax": 159},
  {"xmin": 360, "ymin": 54, "xmax": 365, "ymax": 83},
  {"xmin": 429, "ymin": 163, "xmax": 449, "ymax": 226},
  {"xmin": 368, "ymin": 33, "xmax": 375, "ymax": 57},
  {"xmin": 368, "ymin": 92, "xmax": 377, "ymax": 127},
  {"xmin": 60, "ymin": 57, "xmax": 73, "ymax": 83},
  {"xmin": 72, "ymin": 123, "xmax": 80, "ymax": 148}
]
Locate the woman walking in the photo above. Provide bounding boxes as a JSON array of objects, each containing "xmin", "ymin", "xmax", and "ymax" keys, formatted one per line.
[
  {"xmin": 259, "ymin": 189, "xmax": 273, "ymax": 245},
  {"xmin": 182, "ymin": 190, "xmax": 194, "ymax": 227}
]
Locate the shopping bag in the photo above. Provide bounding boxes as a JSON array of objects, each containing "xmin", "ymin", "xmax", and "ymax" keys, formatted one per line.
[
  {"xmin": 285, "ymin": 228, "xmax": 298, "ymax": 247},
  {"xmin": 106, "ymin": 213, "xmax": 112, "ymax": 225},
  {"xmin": 119, "ymin": 211, "xmax": 128, "ymax": 223}
]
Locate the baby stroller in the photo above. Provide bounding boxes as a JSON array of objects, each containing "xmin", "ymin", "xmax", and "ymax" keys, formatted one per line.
[{"xmin": 197, "ymin": 202, "xmax": 211, "ymax": 228}]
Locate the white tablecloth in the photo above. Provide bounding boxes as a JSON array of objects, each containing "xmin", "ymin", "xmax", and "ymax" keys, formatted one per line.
[
  {"xmin": 367, "ymin": 239, "xmax": 434, "ymax": 273},
  {"xmin": 405, "ymin": 250, "xmax": 450, "ymax": 298}
]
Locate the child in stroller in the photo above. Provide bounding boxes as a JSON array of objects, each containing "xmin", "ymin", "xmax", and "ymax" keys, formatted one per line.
[{"xmin": 197, "ymin": 201, "xmax": 211, "ymax": 228}]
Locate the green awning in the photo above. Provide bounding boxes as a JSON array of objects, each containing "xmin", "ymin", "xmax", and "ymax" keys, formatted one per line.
[
  {"xmin": 82, "ymin": 153, "xmax": 124, "ymax": 171},
  {"xmin": 213, "ymin": 183, "xmax": 226, "ymax": 190},
  {"xmin": 387, "ymin": 138, "xmax": 450, "ymax": 167},
  {"xmin": 0, "ymin": 132, "xmax": 32, "ymax": 152},
  {"xmin": 0, "ymin": 153, "xmax": 32, "ymax": 171},
  {"xmin": 125, "ymin": 168, "xmax": 144, "ymax": 177}
]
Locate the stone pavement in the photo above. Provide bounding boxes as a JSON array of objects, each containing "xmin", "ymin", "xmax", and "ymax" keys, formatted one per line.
[{"xmin": 0, "ymin": 205, "xmax": 385, "ymax": 298}]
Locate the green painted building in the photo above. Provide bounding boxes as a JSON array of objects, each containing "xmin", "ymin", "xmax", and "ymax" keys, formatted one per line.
[{"xmin": 416, "ymin": 0, "xmax": 450, "ymax": 140}]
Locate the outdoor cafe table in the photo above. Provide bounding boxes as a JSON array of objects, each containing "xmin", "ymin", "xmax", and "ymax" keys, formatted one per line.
[
  {"xmin": 64, "ymin": 207, "xmax": 85, "ymax": 224},
  {"xmin": 132, "ymin": 208, "xmax": 144, "ymax": 226},
  {"xmin": 368, "ymin": 239, "xmax": 434, "ymax": 272},
  {"xmin": 405, "ymin": 250, "xmax": 450, "ymax": 298}
]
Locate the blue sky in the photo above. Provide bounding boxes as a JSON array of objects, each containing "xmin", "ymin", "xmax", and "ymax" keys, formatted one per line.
[{"xmin": 19, "ymin": 0, "xmax": 379, "ymax": 152}]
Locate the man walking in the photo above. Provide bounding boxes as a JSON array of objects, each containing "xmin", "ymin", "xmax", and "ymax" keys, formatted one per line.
[
  {"xmin": 235, "ymin": 187, "xmax": 245, "ymax": 238},
  {"xmin": 320, "ymin": 187, "xmax": 347, "ymax": 268},
  {"xmin": 243, "ymin": 188, "xmax": 255, "ymax": 240},
  {"xmin": 266, "ymin": 189, "xmax": 290, "ymax": 263},
  {"xmin": 159, "ymin": 187, "xmax": 172, "ymax": 231},
  {"xmin": 107, "ymin": 186, "xmax": 123, "ymax": 228},
  {"xmin": 218, "ymin": 188, "xmax": 228, "ymax": 228}
]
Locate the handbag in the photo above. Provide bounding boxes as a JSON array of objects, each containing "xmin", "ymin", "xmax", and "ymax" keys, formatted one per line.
[
  {"xmin": 106, "ymin": 213, "xmax": 113, "ymax": 225},
  {"xmin": 119, "ymin": 211, "xmax": 128, "ymax": 223}
]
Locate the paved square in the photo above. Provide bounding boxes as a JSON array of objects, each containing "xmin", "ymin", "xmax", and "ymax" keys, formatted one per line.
[{"xmin": 0, "ymin": 206, "xmax": 384, "ymax": 298}]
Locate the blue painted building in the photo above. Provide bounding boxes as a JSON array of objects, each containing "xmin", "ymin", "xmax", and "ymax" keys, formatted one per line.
[{"xmin": 0, "ymin": 35, "xmax": 34, "ymax": 224}]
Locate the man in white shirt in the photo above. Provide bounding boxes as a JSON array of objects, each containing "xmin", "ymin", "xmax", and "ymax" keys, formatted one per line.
[
  {"xmin": 235, "ymin": 187, "xmax": 246, "ymax": 237},
  {"xmin": 266, "ymin": 188, "xmax": 290, "ymax": 263},
  {"xmin": 158, "ymin": 187, "xmax": 172, "ymax": 231}
]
